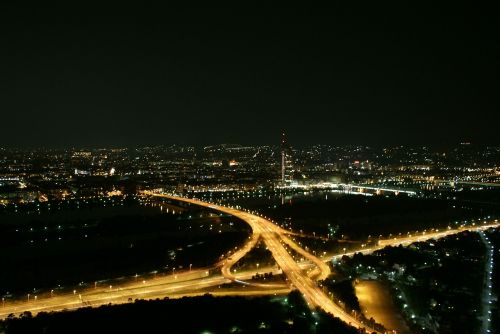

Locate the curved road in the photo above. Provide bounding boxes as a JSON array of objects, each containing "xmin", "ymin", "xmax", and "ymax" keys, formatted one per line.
[
  {"xmin": 148, "ymin": 193, "xmax": 372, "ymax": 331},
  {"xmin": 2, "ymin": 192, "xmax": 497, "ymax": 333}
]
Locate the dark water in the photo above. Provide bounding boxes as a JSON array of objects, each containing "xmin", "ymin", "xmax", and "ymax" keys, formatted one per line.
[
  {"xmin": 216, "ymin": 189, "xmax": 492, "ymax": 239},
  {"xmin": 0, "ymin": 198, "xmax": 249, "ymax": 297}
]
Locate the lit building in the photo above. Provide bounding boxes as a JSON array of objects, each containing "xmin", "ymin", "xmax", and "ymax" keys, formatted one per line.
[{"xmin": 281, "ymin": 132, "xmax": 293, "ymax": 185}]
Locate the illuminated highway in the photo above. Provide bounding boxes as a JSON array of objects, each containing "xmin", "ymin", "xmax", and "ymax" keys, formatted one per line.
[
  {"xmin": 0, "ymin": 267, "xmax": 289, "ymax": 319},
  {"xmin": 147, "ymin": 193, "xmax": 374, "ymax": 331},
  {"xmin": 149, "ymin": 194, "xmax": 499, "ymax": 333},
  {"xmin": 264, "ymin": 223, "xmax": 331, "ymax": 281},
  {"xmin": 2, "ymin": 192, "xmax": 498, "ymax": 333},
  {"xmin": 330, "ymin": 222, "xmax": 499, "ymax": 262},
  {"xmin": 220, "ymin": 232, "xmax": 260, "ymax": 282}
]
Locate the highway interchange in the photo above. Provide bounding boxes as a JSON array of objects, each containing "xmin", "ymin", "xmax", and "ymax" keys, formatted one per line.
[{"xmin": 1, "ymin": 192, "xmax": 498, "ymax": 333}]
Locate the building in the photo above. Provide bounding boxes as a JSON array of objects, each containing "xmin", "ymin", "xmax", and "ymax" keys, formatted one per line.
[{"xmin": 281, "ymin": 132, "xmax": 293, "ymax": 185}]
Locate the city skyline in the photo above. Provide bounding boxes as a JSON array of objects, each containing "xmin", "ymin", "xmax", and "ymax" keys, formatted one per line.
[
  {"xmin": 1, "ymin": 4, "xmax": 499, "ymax": 334},
  {"xmin": 1, "ymin": 141, "xmax": 499, "ymax": 333}
]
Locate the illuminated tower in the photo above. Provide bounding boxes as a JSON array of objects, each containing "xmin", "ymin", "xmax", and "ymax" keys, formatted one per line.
[
  {"xmin": 281, "ymin": 132, "xmax": 286, "ymax": 183},
  {"xmin": 281, "ymin": 132, "xmax": 293, "ymax": 185}
]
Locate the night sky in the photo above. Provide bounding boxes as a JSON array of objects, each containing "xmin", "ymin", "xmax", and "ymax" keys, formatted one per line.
[{"xmin": 1, "ymin": 4, "xmax": 498, "ymax": 147}]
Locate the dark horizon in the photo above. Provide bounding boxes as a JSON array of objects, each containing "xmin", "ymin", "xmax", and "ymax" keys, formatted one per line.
[{"xmin": 1, "ymin": 4, "xmax": 499, "ymax": 147}]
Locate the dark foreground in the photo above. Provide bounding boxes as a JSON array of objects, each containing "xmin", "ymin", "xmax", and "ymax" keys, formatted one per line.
[{"xmin": 0, "ymin": 292, "xmax": 367, "ymax": 334}]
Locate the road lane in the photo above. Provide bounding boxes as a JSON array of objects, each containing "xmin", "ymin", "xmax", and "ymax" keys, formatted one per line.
[
  {"xmin": 3, "ymin": 191, "xmax": 497, "ymax": 334},
  {"xmin": 147, "ymin": 193, "xmax": 374, "ymax": 331}
]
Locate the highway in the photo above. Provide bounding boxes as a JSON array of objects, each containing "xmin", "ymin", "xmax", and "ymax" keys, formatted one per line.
[
  {"xmin": 148, "ymin": 194, "xmax": 499, "ymax": 333},
  {"xmin": 147, "ymin": 193, "xmax": 374, "ymax": 331},
  {"xmin": 2, "ymin": 192, "xmax": 498, "ymax": 333},
  {"xmin": 343, "ymin": 223, "xmax": 498, "ymax": 260},
  {"xmin": 265, "ymin": 223, "xmax": 331, "ymax": 281},
  {"xmin": 330, "ymin": 223, "xmax": 499, "ymax": 262},
  {"xmin": 220, "ymin": 232, "xmax": 260, "ymax": 282},
  {"xmin": 0, "ymin": 266, "xmax": 289, "ymax": 319},
  {"xmin": 0, "ymin": 270, "xmax": 219, "ymax": 318}
]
